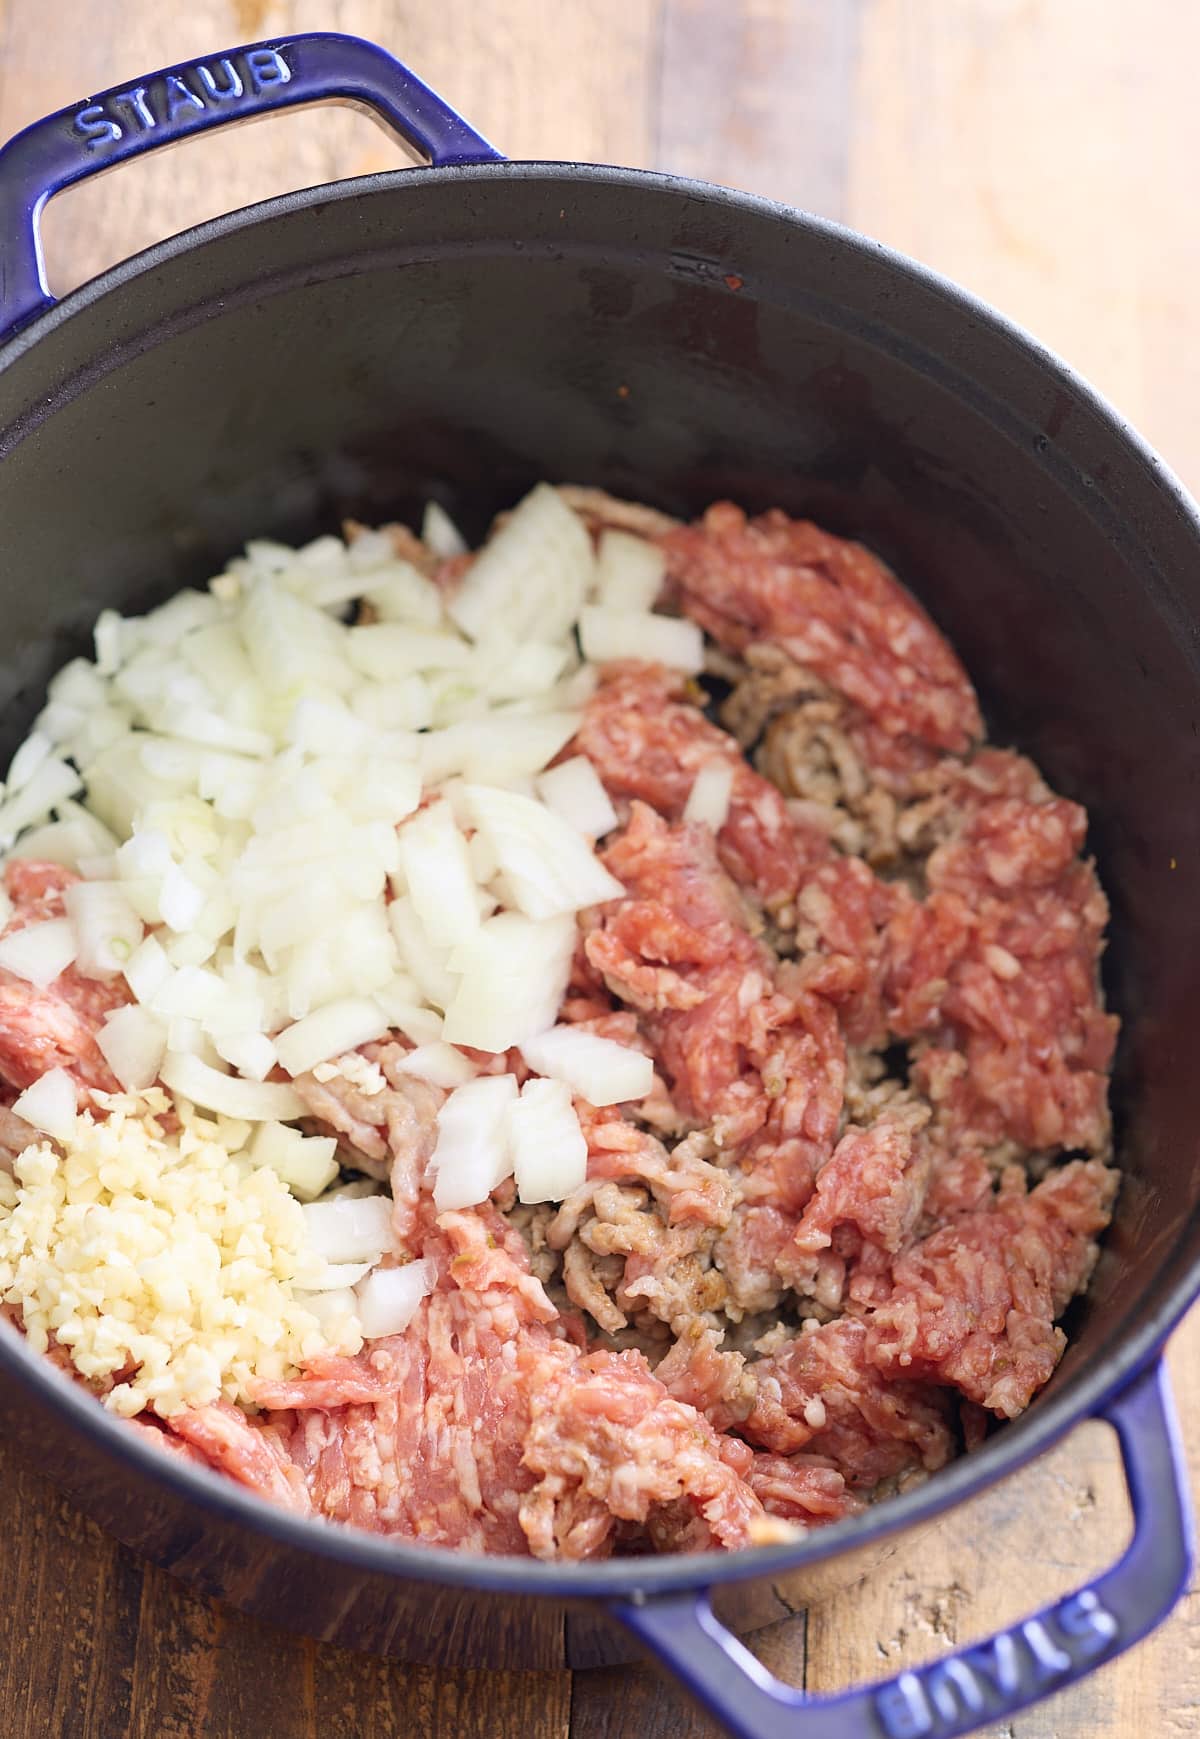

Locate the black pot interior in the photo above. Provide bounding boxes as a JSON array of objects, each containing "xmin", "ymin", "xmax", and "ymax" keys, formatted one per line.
[{"xmin": 0, "ymin": 163, "xmax": 1198, "ymax": 1628}]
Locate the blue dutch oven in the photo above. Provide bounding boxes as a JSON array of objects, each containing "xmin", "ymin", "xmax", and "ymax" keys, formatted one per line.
[{"xmin": 0, "ymin": 33, "xmax": 1196, "ymax": 1739}]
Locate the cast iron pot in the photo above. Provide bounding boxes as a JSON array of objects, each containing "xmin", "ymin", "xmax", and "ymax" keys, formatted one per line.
[{"xmin": 0, "ymin": 33, "xmax": 1195, "ymax": 1739}]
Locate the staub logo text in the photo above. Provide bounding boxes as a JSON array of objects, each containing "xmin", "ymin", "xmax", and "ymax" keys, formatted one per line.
[
  {"xmin": 873, "ymin": 1590, "xmax": 1118, "ymax": 1738},
  {"xmin": 74, "ymin": 48, "xmax": 292, "ymax": 150}
]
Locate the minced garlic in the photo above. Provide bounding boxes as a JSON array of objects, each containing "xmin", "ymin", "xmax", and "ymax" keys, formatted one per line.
[{"xmin": 0, "ymin": 1090, "xmax": 359, "ymax": 1418}]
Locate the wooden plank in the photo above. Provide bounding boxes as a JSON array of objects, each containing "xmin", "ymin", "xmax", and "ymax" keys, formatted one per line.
[{"xmin": 0, "ymin": 0, "xmax": 661, "ymax": 302}]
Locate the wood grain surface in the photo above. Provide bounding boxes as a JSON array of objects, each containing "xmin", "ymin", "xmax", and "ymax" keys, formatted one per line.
[{"xmin": 0, "ymin": 1, "xmax": 1194, "ymax": 1733}]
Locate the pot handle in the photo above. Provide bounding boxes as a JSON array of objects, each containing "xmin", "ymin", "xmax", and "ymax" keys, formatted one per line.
[
  {"xmin": 613, "ymin": 1358, "xmax": 1192, "ymax": 1739},
  {"xmin": 0, "ymin": 31, "xmax": 503, "ymax": 341}
]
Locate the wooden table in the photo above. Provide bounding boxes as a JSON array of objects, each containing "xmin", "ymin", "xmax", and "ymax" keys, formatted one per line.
[{"xmin": 0, "ymin": 3, "xmax": 1196, "ymax": 1734}]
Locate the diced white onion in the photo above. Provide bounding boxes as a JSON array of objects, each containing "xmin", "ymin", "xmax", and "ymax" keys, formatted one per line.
[
  {"xmin": 63, "ymin": 880, "xmax": 144, "ymax": 978},
  {"xmin": 441, "ymin": 912, "xmax": 575, "ymax": 1052},
  {"xmin": 422, "ymin": 501, "xmax": 468, "ymax": 558},
  {"xmin": 158, "ymin": 864, "xmax": 205, "ymax": 932},
  {"xmin": 683, "ymin": 761, "xmax": 735, "ymax": 830},
  {"xmin": 13, "ymin": 1067, "xmax": 77, "ymax": 1141},
  {"xmin": 462, "ymin": 784, "xmax": 623, "ymax": 919},
  {"xmin": 519, "ymin": 1025, "xmax": 654, "ymax": 1106},
  {"xmin": 159, "ymin": 1051, "xmax": 306, "ymax": 1121},
  {"xmin": 395, "ymin": 800, "xmax": 479, "ymax": 949},
  {"xmin": 5, "ymin": 732, "xmax": 52, "ymax": 793},
  {"xmin": 0, "ymin": 757, "xmax": 83, "ymax": 844},
  {"xmin": 304, "ymin": 1261, "xmax": 373, "ymax": 1291},
  {"xmin": 509, "ymin": 1076, "xmax": 587, "ymax": 1204},
  {"xmin": 430, "ymin": 1074, "xmax": 518, "ymax": 1210},
  {"xmin": 394, "ymin": 1043, "xmax": 476, "ymax": 1089},
  {"xmin": 355, "ymin": 1259, "xmax": 435, "ymax": 1338},
  {"xmin": 274, "ymin": 997, "xmax": 389, "ymax": 1078},
  {"xmin": 97, "ymin": 1005, "xmax": 166, "ymax": 1092},
  {"xmin": 302, "ymin": 1195, "xmax": 394, "ymax": 1264},
  {"xmin": 0, "ymin": 917, "xmax": 77, "ymax": 987},
  {"xmin": 123, "ymin": 933, "xmax": 172, "ymax": 1004},
  {"xmin": 594, "ymin": 529, "xmax": 666, "ymax": 612},
  {"xmin": 535, "ymin": 756, "xmax": 618, "ymax": 838},
  {"xmin": 214, "ymin": 1030, "xmax": 277, "ymax": 1082},
  {"xmin": 449, "ymin": 483, "xmax": 593, "ymax": 644},
  {"xmin": 249, "ymin": 1120, "xmax": 339, "ymax": 1200},
  {"xmin": 579, "ymin": 605, "xmax": 704, "ymax": 673}
]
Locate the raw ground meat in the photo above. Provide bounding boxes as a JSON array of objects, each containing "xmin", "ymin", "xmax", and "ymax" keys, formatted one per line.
[
  {"xmin": 2, "ymin": 495, "xmax": 1120, "ymax": 1561},
  {"xmin": 0, "ymin": 861, "xmax": 129, "ymax": 1096}
]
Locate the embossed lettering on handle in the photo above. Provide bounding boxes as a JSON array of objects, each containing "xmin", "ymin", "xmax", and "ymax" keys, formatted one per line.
[
  {"xmin": 0, "ymin": 30, "xmax": 503, "ymax": 343},
  {"xmin": 614, "ymin": 1360, "xmax": 1192, "ymax": 1739}
]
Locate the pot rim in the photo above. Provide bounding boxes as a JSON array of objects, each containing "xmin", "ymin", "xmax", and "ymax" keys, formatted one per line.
[{"xmin": 2, "ymin": 157, "xmax": 1198, "ymax": 1599}]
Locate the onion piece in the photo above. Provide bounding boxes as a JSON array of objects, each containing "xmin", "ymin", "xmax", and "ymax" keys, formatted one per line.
[
  {"xmin": 159, "ymin": 1051, "xmax": 306, "ymax": 1121},
  {"xmin": 0, "ymin": 757, "xmax": 83, "ymax": 845},
  {"xmin": 63, "ymin": 880, "xmax": 144, "ymax": 979},
  {"xmin": 594, "ymin": 528, "xmax": 666, "ymax": 612},
  {"xmin": 519, "ymin": 1025, "xmax": 654, "ymax": 1106},
  {"xmin": 304, "ymin": 1261, "xmax": 373, "ymax": 1291},
  {"xmin": 0, "ymin": 917, "xmax": 77, "ymax": 987},
  {"xmin": 13, "ymin": 1067, "xmax": 77, "ymax": 1141},
  {"xmin": 578, "ymin": 605, "xmax": 704, "ymax": 673},
  {"xmin": 509, "ymin": 1076, "xmax": 587, "ymax": 1204},
  {"xmin": 302, "ymin": 1195, "xmax": 394, "ymax": 1264},
  {"xmin": 449, "ymin": 482, "xmax": 593, "ymax": 644},
  {"xmin": 158, "ymin": 864, "xmax": 205, "ymax": 932},
  {"xmin": 422, "ymin": 500, "xmax": 468, "ymax": 558},
  {"xmin": 249, "ymin": 1121, "xmax": 339, "ymax": 1201},
  {"xmin": 274, "ymin": 997, "xmax": 390, "ymax": 1078},
  {"xmin": 683, "ymin": 761, "xmax": 735, "ymax": 830},
  {"xmin": 355, "ymin": 1260, "xmax": 435, "ymax": 1338},
  {"xmin": 441, "ymin": 912, "xmax": 575, "ymax": 1052},
  {"xmin": 214, "ymin": 1030, "xmax": 278, "ymax": 1082},
  {"xmin": 97, "ymin": 1005, "xmax": 167, "ymax": 1092},
  {"xmin": 535, "ymin": 756, "xmax": 618, "ymax": 838},
  {"xmin": 462, "ymin": 784, "xmax": 623, "ymax": 919},
  {"xmin": 430, "ymin": 1074, "xmax": 519, "ymax": 1210},
  {"xmin": 123, "ymin": 933, "xmax": 172, "ymax": 1004},
  {"xmin": 395, "ymin": 800, "xmax": 479, "ymax": 950},
  {"xmin": 394, "ymin": 1043, "xmax": 477, "ymax": 1089}
]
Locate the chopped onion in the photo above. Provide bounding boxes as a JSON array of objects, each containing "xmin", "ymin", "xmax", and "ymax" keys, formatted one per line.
[
  {"xmin": 355, "ymin": 1259, "xmax": 434, "ymax": 1338},
  {"xmin": 13, "ymin": 1067, "xmax": 77, "ymax": 1141},
  {"xmin": 0, "ymin": 917, "xmax": 77, "ymax": 987},
  {"xmin": 294, "ymin": 1287, "xmax": 361, "ymax": 1336},
  {"xmin": 418, "ymin": 711, "xmax": 580, "ymax": 786},
  {"xmin": 0, "ymin": 757, "xmax": 83, "ymax": 845},
  {"xmin": 302, "ymin": 1195, "xmax": 394, "ymax": 1264},
  {"xmin": 509, "ymin": 1076, "xmax": 587, "ymax": 1204},
  {"xmin": 158, "ymin": 863, "xmax": 205, "ymax": 932},
  {"xmin": 395, "ymin": 800, "xmax": 479, "ymax": 950},
  {"xmin": 519, "ymin": 1025, "xmax": 654, "ymax": 1106},
  {"xmin": 422, "ymin": 501, "xmax": 468, "ymax": 558},
  {"xmin": 441, "ymin": 912, "xmax": 575, "ymax": 1052},
  {"xmin": 5, "ymin": 731, "xmax": 52, "ymax": 793},
  {"xmin": 123, "ymin": 933, "xmax": 172, "ymax": 1004},
  {"xmin": 594, "ymin": 529, "xmax": 666, "ymax": 612},
  {"xmin": 304, "ymin": 1261, "xmax": 373, "ymax": 1291},
  {"xmin": 64, "ymin": 880, "xmax": 144, "ymax": 978},
  {"xmin": 97, "ymin": 1005, "xmax": 166, "ymax": 1092},
  {"xmin": 387, "ymin": 897, "xmax": 456, "ymax": 1011},
  {"xmin": 214, "ymin": 1030, "xmax": 277, "ymax": 1082},
  {"xmin": 579, "ymin": 605, "xmax": 705, "ymax": 673},
  {"xmin": 683, "ymin": 761, "xmax": 735, "ymax": 830},
  {"xmin": 274, "ymin": 997, "xmax": 389, "ymax": 1078},
  {"xmin": 430, "ymin": 1074, "xmax": 519, "ymax": 1210},
  {"xmin": 535, "ymin": 756, "xmax": 618, "ymax": 838},
  {"xmin": 249, "ymin": 1120, "xmax": 339, "ymax": 1200},
  {"xmin": 159, "ymin": 1051, "xmax": 306, "ymax": 1121},
  {"xmin": 449, "ymin": 483, "xmax": 593, "ymax": 644},
  {"xmin": 462, "ymin": 784, "xmax": 623, "ymax": 919},
  {"xmin": 394, "ymin": 1042, "xmax": 476, "ymax": 1089}
]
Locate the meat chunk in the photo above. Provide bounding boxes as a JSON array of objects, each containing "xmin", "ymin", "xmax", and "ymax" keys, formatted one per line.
[
  {"xmin": 866, "ymin": 1159, "xmax": 1117, "ymax": 1417},
  {"xmin": 0, "ymin": 861, "xmax": 129, "ymax": 1095},
  {"xmin": 778, "ymin": 1107, "xmax": 933, "ymax": 1309},
  {"xmin": 662, "ymin": 503, "xmax": 982, "ymax": 754},
  {"xmin": 748, "ymin": 1452, "xmax": 861, "ymax": 1524},
  {"xmin": 577, "ymin": 664, "xmax": 830, "ymax": 909},
  {"xmin": 166, "ymin": 1399, "xmax": 311, "ymax": 1514},
  {"xmin": 741, "ymin": 1317, "xmax": 956, "ymax": 1488},
  {"xmin": 519, "ymin": 1346, "xmax": 766, "ymax": 1558},
  {"xmin": 886, "ymin": 783, "xmax": 1118, "ymax": 1155}
]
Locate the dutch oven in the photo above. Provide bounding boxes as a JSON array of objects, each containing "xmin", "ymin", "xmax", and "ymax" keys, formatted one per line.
[{"xmin": 0, "ymin": 32, "xmax": 1195, "ymax": 1739}]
